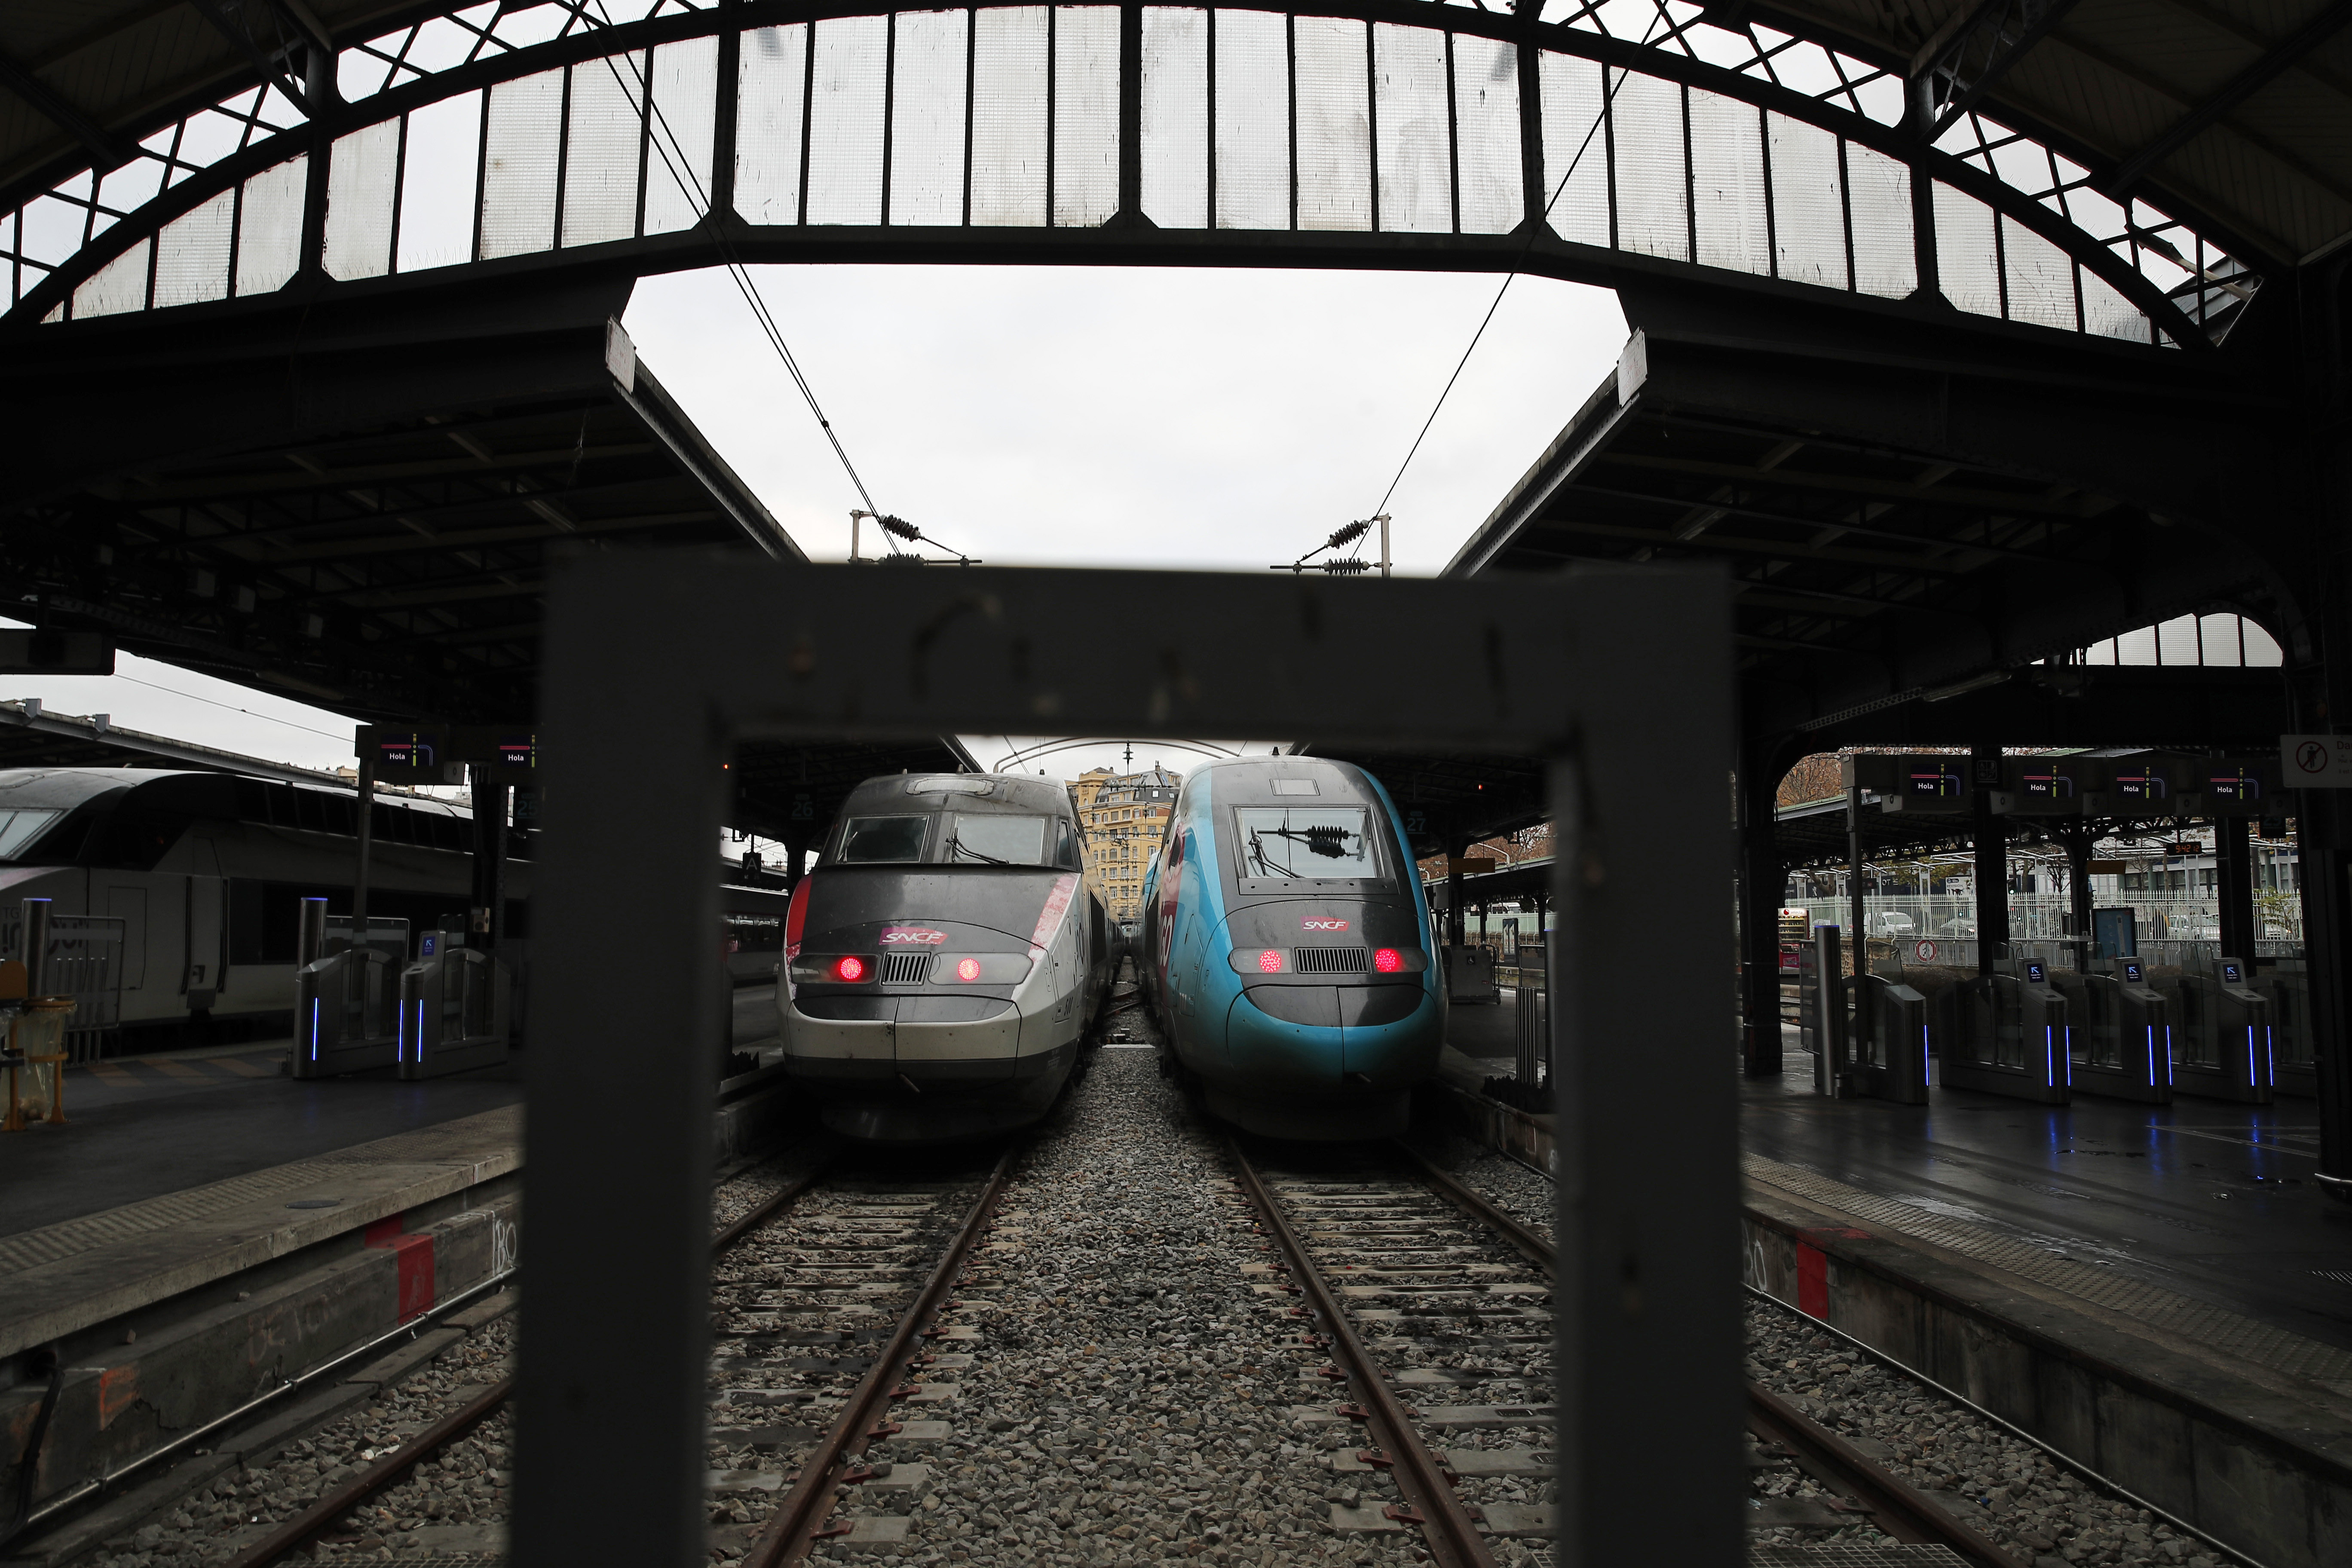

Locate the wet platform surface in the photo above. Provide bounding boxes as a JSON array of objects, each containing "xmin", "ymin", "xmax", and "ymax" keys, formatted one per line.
[
  {"xmin": 1742, "ymin": 1064, "xmax": 2352, "ymax": 1363},
  {"xmin": 0, "ymin": 982, "xmax": 780, "ymax": 1242}
]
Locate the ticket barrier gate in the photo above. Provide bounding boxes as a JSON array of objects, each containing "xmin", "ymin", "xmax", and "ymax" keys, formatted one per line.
[
  {"xmin": 2171, "ymin": 956, "xmax": 2272, "ymax": 1104},
  {"xmin": 1847, "ymin": 971, "xmax": 1929, "ymax": 1105},
  {"xmin": 396, "ymin": 944, "xmax": 510, "ymax": 1079},
  {"xmin": 1934, "ymin": 959, "xmax": 2070, "ymax": 1104},
  {"xmin": 2072, "ymin": 958, "xmax": 2171, "ymax": 1103},
  {"xmin": 292, "ymin": 947, "xmax": 399, "ymax": 1077},
  {"xmin": 2255, "ymin": 961, "xmax": 2315, "ymax": 1097}
]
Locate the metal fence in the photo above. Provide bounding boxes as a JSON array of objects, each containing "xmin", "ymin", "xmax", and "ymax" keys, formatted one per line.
[
  {"xmin": 0, "ymin": 910, "xmax": 126, "ymax": 1063},
  {"xmin": 1788, "ymin": 893, "xmax": 2303, "ymax": 954}
]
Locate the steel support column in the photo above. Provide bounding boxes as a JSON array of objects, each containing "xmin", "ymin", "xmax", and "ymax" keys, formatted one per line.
[
  {"xmin": 1739, "ymin": 738, "xmax": 1791, "ymax": 1076},
  {"xmin": 2216, "ymin": 815, "xmax": 2257, "ymax": 962},
  {"xmin": 1972, "ymin": 744, "xmax": 2008, "ymax": 971}
]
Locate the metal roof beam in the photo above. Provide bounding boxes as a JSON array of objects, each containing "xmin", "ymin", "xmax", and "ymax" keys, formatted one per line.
[
  {"xmin": 219, "ymin": 508, "xmax": 724, "ymax": 564},
  {"xmin": 2099, "ymin": 0, "xmax": 2352, "ymax": 196},
  {"xmin": 1563, "ymin": 478, "xmax": 2060, "ymax": 564},
  {"xmin": 0, "ymin": 48, "xmax": 131, "ymax": 169},
  {"xmin": 1912, "ymin": 0, "xmax": 2084, "ymax": 138},
  {"xmin": 1591, "ymin": 451, "xmax": 2107, "ymax": 517},
  {"xmin": 1505, "ymin": 522, "xmax": 1973, "ymax": 575},
  {"xmin": 125, "ymin": 442, "xmax": 660, "ymax": 502}
]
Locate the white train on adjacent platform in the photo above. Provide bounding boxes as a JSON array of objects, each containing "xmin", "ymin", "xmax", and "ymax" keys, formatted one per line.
[{"xmin": 0, "ymin": 767, "xmax": 515, "ymax": 1037}]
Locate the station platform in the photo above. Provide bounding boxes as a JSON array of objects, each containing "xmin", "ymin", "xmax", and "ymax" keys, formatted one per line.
[
  {"xmin": 0, "ymin": 1038, "xmax": 524, "ymax": 1243},
  {"xmin": 0, "ymin": 983, "xmax": 778, "ymax": 1247},
  {"xmin": 1743, "ymin": 1068, "xmax": 2352, "ymax": 1365}
]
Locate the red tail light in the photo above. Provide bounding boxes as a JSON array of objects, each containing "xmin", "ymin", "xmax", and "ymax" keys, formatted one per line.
[
  {"xmin": 834, "ymin": 956, "xmax": 867, "ymax": 982},
  {"xmin": 1257, "ymin": 949, "xmax": 1283, "ymax": 973},
  {"xmin": 1374, "ymin": 948, "xmax": 1403, "ymax": 973},
  {"xmin": 956, "ymin": 957, "xmax": 982, "ymax": 982}
]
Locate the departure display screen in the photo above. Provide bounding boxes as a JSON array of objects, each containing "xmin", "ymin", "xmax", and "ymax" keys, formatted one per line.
[{"xmin": 1234, "ymin": 807, "xmax": 1375, "ymax": 879}]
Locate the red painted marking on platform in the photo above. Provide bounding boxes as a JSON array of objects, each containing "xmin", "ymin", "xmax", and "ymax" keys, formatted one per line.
[
  {"xmin": 1796, "ymin": 1243, "xmax": 1829, "ymax": 1320},
  {"xmin": 391, "ymin": 1234, "xmax": 436, "ymax": 1321},
  {"xmin": 1798, "ymin": 1226, "xmax": 1871, "ymax": 1243},
  {"xmin": 361, "ymin": 1214, "xmax": 435, "ymax": 1320},
  {"xmin": 98, "ymin": 1365, "xmax": 139, "ymax": 1429}
]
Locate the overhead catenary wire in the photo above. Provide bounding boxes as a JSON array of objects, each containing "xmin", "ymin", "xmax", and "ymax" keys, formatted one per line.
[
  {"xmin": 1331, "ymin": 8, "xmax": 1681, "ymax": 551},
  {"xmin": 588, "ymin": 8, "xmax": 883, "ymax": 520}
]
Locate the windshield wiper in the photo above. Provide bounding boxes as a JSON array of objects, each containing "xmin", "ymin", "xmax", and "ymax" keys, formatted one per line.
[{"xmin": 947, "ymin": 834, "xmax": 1018, "ymax": 867}]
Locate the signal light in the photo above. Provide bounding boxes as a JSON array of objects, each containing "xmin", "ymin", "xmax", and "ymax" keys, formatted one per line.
[
  {"xmin": 1374, "ymin": 948, "xmax": 1403, "ymax": 973},
  {"xmin": 956, "ymin": 957, "xmax": 982, "ymax": 982},
  {"xmin": 1257, "ymin": 950, "xmax": 1283, "ymax": 973},
  {"xmin": 834, "ymin": 956, "xmax": 867, "ymax": 982}
]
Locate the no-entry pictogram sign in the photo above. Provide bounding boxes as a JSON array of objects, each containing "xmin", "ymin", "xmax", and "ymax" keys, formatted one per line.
[{"xmin": 2283, "ymin": 735, "xmax": 2352, "ymax": 787}]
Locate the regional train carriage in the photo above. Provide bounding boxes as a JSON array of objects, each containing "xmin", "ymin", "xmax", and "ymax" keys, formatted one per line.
[
  {"xmin": 778, "ymin": 772, "xmax": 1111, "ymax": 1141},
  {"xmin": 0, "ymin": 767, "xmax": 517, "ymax": 1038},
  {"xmin": 1148, "ymin": 757, "xmax": 1444, "ymax": 1139}
]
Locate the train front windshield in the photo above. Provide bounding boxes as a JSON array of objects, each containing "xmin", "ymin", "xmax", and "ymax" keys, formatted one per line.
[
  {"xmin": 0, "ymin": 808, "xmax": 61, "ymax": 861},
  {"xmin": 1234, "ymin": 807, "xmax": 1376, "ymax": 879},
  {"xmin": 836, "ymin": 812, "xmax": 1060, "ymax": 867}
]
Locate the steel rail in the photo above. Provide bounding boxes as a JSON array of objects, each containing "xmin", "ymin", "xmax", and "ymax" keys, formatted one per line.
[
  {"xmin": 1746, "ymin": 1382, "xmax": 2031, "ymax": 1568},
  {"xmin": 742, "ymin": 1141, "xmax": 1022, "ymax": 1567},
  {"xmin": 1224, "ymin": 1136, "xmax": 1501, "ymax": 1568},
  {"xmin": 1389, "ymin": 1142, "xmax": 2037, "ymax": 1568},
  {"xmin": 216, "ymin": 1157, "xmax": 833, "ymax": 1568}
]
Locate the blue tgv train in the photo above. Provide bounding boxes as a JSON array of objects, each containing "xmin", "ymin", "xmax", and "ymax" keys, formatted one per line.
[{"xmin": 1142, "ymin": 756, "xmax": 1445, "ymax": 1139}]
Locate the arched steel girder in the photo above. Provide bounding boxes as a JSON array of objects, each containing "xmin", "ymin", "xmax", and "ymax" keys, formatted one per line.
[{"xmin": 3, "ymin": 0, "xmax": 2211, "ymax": 351}]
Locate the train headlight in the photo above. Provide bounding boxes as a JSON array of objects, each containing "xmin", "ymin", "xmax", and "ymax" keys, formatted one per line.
[
  {"xmin": 834, "ymin": 956, "xmax": 869, "ymax": 982},
  {"xmin": 1256, "ymin": 949, "xmax": 1284, "ymax": 973},
  {"xmin": 1374, "ymin": 948, "xmax": 1403, "ymax": 973},
  {"xmin": 956, "ymin": 957, "xmax": 982, "ymax": 982}
]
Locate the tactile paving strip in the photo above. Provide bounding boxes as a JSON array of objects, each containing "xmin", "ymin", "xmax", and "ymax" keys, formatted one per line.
[
  {"xmin": 1744, "ymin": 1153, "xmax": 2352, "ymax": 1393},
  {"xmin": 0, "ymin": 1108, "xmax": 522, "ymax": 1274}
]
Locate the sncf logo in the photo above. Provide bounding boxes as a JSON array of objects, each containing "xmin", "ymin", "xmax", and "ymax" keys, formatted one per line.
[
  {"xmin": 881, "ymin": 928, "xmax": 948, "ymax": 945},
  {"xmin": 1301, "ymin": 918, "xmax": 1351, "ymax": 932}
]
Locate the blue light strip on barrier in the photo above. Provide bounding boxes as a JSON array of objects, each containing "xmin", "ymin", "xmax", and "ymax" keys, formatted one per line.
[
  {"xmin": 309, "ymin": 998, "xmax": 319, "ymax": 1062},
  {"xmin": 1922, "ymin": 1026, "xmax": 1932, "ymax": 1086},
  {"xmin": 2146, "ymin": 1026, "xmax": 2156, "ymax": 1089}
]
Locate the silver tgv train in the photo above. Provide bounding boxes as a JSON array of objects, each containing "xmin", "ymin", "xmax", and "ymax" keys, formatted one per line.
[
  {"xmin": 778, "ymin": 772, "xmax": 1112, "ymax": 1141},
  {"xmin": 0, "ymin": 767, "xmax": 513, "ymax": 1035}
]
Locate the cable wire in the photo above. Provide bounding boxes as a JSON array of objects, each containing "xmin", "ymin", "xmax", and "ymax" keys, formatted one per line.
[
  {"xmin": 1357, "ymin": 9, "xmax": 1678, "ymax": 527},
  {"xmin": 591, "ymin": 9, "xmax": 882, "ymax": 517}
]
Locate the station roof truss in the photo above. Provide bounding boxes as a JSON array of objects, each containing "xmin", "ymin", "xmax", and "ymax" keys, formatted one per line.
[
  {"xmin": 1, "ymin": 343, "xmax": 793, "ymax": 726},
  {"xmin": 1769, "ymin": 784, "xmax": 2292, "ymax": 873},
  {"xmin": 1, "ymin": 0, "xmax": 2311, "ymax": 355}
]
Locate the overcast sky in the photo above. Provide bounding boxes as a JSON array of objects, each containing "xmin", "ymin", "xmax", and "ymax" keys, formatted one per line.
[{"xmin": 8, "ymin": 263, "xmax": 1628, "ymax": 791}]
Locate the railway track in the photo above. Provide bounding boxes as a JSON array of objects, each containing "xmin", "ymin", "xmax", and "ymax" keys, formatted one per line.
[
  {"xmin": 1392, "ymin": 1146, "xmax": 2034, "ymax": 1568},
  {"xmin": 215, "ymin": 1150, "xmax": 1014, "ymax": 1568}
]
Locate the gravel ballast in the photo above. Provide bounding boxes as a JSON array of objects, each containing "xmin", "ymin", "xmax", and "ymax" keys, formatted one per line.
[{"xmin": 1451, "ymin": 1136, "xmax": 2232, "ymax": 1568}]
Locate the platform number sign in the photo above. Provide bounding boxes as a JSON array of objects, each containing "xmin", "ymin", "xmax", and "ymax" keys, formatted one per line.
[
  {"xmin": 791, "ymin": 792, "xmax": 817, "ymax": 821},
  {"xmin": 1405, "ymin": 810, "xmax": 1427, "ymax": 835}
]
